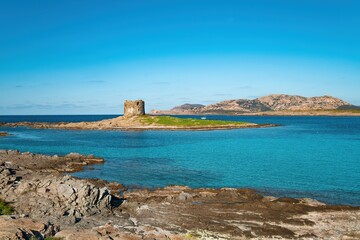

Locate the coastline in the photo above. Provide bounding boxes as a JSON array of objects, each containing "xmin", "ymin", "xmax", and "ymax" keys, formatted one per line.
[
  {"xmin": 0, "ymin": 115, "xmax": 277, "ymax": 131},
  {"xmin": 0, "ymin": 149, "xmax": 359, "ymax": 239}
]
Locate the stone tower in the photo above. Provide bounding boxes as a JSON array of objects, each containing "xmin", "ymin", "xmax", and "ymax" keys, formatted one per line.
[{"xmin": 124, "ymin": 100, "xmax": 145, "ymax": 117}]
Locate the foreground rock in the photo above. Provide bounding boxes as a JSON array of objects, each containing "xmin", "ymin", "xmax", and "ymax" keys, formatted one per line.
[
  {"xmin": 0, "ymin": 216, "xmax": 57, "ymax": 239},
  {"xmin": 122, "ymin": 186, "xmax": 360, "ymax": 239},
  {"xmin": 0, "ymin": 149, "xmax": 104, "ymax": 172},
  {"xmin": 0, "ymin": 150, "xmax": 359, "ymax": 239},
  {"xmin": 0, "ymin": 151, "xmax": 117, "ymax": 224}
]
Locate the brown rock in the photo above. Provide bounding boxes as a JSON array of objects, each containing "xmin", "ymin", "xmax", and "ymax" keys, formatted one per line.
[
  {"xmin": 0, "ymin": 216, "xmax": 57, "ymax": 239},
  {"xmin": 0, "ymin": 132, "xmax": 10, "ymax": 137},
  {"xmin": 0, "ymin": 149, "xmax": 103, "ymax": 172},
  {"xmin": 55, "ymin": 229, "xmax": 101, "ymax": 240}
]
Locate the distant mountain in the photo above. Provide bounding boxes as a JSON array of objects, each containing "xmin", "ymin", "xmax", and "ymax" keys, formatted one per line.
[
  {"xmin": 200, "ymin": 99, "xmax": 271, "ymax": 114},
  {"xmin": 171, "ymin": 104, "xmax": 205, "ymax": 112},
  {"xmin": 257, "ymin": 94, "xmax": 349, "ymax": 111},
  {"xmin": 151, "ymin": 103, "xmax": 205, "ymax": 115},
  {"xmin": 151, "ymin": 94, "xmax": 354, "ymax": 115}
]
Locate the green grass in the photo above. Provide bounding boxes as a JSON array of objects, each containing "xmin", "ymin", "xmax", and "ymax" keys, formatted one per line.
[
  {"xmin": 0, "ymin": 199, "xmax": 13, "ymax": 215},
  {"xmin": 142, "ymin": 116, "xmax": 248, "ymax": 127}
]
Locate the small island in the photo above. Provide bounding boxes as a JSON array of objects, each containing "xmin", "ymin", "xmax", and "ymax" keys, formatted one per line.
[{"xmin": 0, "ymin": 100, "xmax": 275, "ymax": 131}]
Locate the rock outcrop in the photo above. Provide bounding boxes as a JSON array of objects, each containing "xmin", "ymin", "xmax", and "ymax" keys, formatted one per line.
[
  {"xmin": 2, "ymin": 172, "xmax": 113, "ymax": 223},
  {"xmin": 0, "ymin": 149, "xmax": 104, "ymax": 172},
  {"xmin": 0, "ymin": 216, "xmax": 58, "ymax": 240},
  {"xmin": 0, "ymin": 132, "xmax": 9, "ymax": 137},
  {"xmin": 0, "ymin": 151, "xmax": 116, "ymax": 226},
  {"xmin": 122, "ymin": 186, "xmax": 360, "ymax": 239}
]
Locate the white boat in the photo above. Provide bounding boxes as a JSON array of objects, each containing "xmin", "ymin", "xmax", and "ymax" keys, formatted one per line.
[{"xmin": 201, "ymin": 117, "xmax": 207, "ymax": 120}]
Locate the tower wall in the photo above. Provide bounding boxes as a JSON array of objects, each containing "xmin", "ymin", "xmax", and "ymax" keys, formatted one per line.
[{"xmin": 124, "ymin": 100, "xmax": 145, "ymax": 117}]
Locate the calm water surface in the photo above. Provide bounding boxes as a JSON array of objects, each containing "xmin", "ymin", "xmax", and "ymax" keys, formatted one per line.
[{"xmin": 0, "ymin": 115, "xmax": 359, "ymax": 205}]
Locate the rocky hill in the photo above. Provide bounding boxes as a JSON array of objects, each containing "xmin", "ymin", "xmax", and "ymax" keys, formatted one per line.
[
  {"xmin": 257, "ymin": 94, "xmax": 349, "ymax": 111},
  {"xmin": 171, "ymin": 103, "xmax": 205, "ymax": 113},
  {"xmin": 200, "ymin": 99, "xmax": 271, "ymax": 114},
  {"xmin": 151, "ymin": 94, "xmax": 355, "ymax": 115}
]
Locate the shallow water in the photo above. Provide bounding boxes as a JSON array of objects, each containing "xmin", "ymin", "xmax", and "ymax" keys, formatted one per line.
[{"xmin": 1, "ymin": 115, "xmax": 359, "ymax": 205}]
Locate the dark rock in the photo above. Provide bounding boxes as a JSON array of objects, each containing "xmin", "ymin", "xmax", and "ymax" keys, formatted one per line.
[
  {"xmin": 0, "ymin": 132, "xmax": 10, "ymax": 137},
  {"xmin": 0, "ymin": 216, "xmax": 58, "ymax": 240}
]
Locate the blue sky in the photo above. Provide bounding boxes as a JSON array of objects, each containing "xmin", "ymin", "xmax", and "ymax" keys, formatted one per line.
[{"xmin": 0, "ymin": 0, "xmax": 359, "ymax": 114}]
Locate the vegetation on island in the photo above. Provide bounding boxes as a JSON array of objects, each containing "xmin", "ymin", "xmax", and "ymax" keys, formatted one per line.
[
  {"xmin": 0, "ymin": 199, "xmax": 13, "ymax": 215},
  {"xmin": 141, "ymin": 115, "xmax": 248, "ymax": 127}
]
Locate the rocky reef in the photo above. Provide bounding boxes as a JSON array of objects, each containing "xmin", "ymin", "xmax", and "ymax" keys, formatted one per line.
[
  {"xmin": 0, "ymin": 150, "xmax": 104, "ymax": 173},
  {"xmin": 0, "ymin": 150, "xmax": 359, "ymax": 239},
  {"xmin": 0, "ymin": 132, "xmax": 9, "ymax": 137}
]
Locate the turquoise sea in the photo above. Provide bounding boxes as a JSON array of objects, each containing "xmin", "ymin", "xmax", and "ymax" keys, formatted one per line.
[{"xmin": 0, "ymin": 115, "xmax": 359, "ymax": 206}]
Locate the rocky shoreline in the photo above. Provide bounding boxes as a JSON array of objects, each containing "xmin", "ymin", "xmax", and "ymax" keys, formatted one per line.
[{"xmin": 0, "ymin": 150, "xmax": 359, "ymax": 239}]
